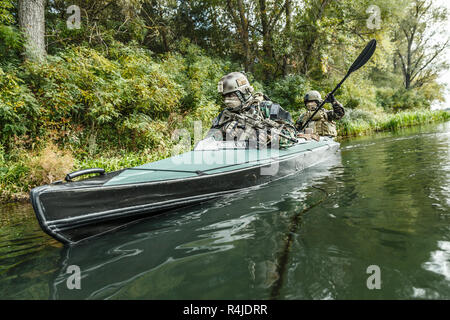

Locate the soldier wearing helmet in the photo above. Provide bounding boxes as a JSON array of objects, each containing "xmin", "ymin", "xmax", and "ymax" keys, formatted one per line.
[
  {"xmin": 217, "ymin": 72, "xmax": 255, "ymax": 111},
  {"xmin": 295, "ymin": 90, "xmax": 345, "ymax": 137},
  {"xmin": 208, "ymin": 72, "xmax": 295, "ymax": 148}
]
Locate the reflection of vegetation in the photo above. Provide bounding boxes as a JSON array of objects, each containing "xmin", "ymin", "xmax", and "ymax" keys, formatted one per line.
[
  {"xmin": 0, "ymin": 203, "xmax": 61, "ymax": 299},
  {"xmin": 279, "ymin": 123, "xmax": 450, "ymax": 299},
  {"xmin": 270, "ymin": 186, "xmax": 329, "ymax": 299}
]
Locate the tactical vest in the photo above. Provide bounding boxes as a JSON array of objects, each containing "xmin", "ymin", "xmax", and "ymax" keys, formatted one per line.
[
  {"xmin": 209, "ymin": 93, "xmax": 296, "ymax": 148},
  {"xmin": 299, "ymin": 109, "xmax": 337, "ymax": 137}
]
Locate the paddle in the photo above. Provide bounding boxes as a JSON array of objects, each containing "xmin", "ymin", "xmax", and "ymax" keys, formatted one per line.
[{"xmin": 299, "ymin": 39, "xmax": 377, "ymax": 131}]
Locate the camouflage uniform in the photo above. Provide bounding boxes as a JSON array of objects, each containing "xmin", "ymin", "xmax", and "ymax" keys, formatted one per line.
[
  {"xmin": 210, "ymin": 92, "xmax": 296, "ymax": 148},
  {"xmin": 295, "ymin": 91, "xmax": 345, "ymax": 137}
]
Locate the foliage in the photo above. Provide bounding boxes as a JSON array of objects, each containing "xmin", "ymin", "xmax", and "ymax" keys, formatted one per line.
[
  {"xmin": 0, "ymin": 42, "xmax": 225, "ymax": 162},
  {"xmin": 376, "ymin": 87, "xmax": 435, "ymax": 111},
  {"xmin": 0, "ymin": 0, "xmax": 14, "ymax": 25},
  {"xmin": 265, "ymin": 74, "xmax": 310, "ymax": 111},
  {"xmin": 337, "ymin": 109, "xmax": 450, "ymax": 136},
  {"xmin": 3, "ymin": 42, "xmax": 229, "ymax": 153},
  {"xmin": 0, "ymin": 0, "xmax": 21, "ymax": 65},
  {"xmin": 0, "ymin": 67, "xmax": 40, "ymax": 146}
]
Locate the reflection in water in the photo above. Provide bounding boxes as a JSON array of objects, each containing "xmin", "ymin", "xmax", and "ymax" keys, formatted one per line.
[
  {"xmin": 423, "ymin": 241, "xmax": 450, "ymax": 281},
  {"xmin": 0, "ymin": 121, "xmax": 449, "ymax": 299}
]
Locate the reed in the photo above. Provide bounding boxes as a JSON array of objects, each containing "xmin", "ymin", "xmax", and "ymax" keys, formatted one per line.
[{"xmin": 338, "ymin": 109, "xmax": 450, "ymax": 137}]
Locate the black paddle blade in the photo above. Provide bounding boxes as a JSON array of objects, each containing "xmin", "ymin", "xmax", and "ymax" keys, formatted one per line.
[{"xmin": 348, "ymin": 39, "xmax": 377, "ymax": 74}]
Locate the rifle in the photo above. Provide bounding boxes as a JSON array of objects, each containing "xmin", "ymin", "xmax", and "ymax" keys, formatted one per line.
[{"xmin": 230, "ymin": 112, "xmax": 298, "ymax": 144}]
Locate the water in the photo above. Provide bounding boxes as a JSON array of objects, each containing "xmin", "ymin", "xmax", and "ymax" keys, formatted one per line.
[{"xmin": 0, "ymin": 122, "xmax": 449, "ymax": 299}]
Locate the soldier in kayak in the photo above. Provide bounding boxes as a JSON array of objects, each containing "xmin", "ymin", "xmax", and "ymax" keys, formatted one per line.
[
  {"xmin": 295, "ymin": 90, "xmax": 345, "ymax": 137},
  {"xmin": 208, "ymin": 72, "xmax": 297, "ymax": 148}
]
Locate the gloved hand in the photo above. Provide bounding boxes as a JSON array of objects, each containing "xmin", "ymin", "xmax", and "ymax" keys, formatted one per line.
[
  {"xmin": 325, "ymin": 93, "xmax": 336, "ymax": 104},
  {"xmin": 332, "ymin": 103, "xmax": 345, "ymax": 118}
]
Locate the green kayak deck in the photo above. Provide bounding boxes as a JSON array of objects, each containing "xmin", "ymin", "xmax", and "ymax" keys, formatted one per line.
[{"xmin": 105, "ymin": 139, "xmax": 331, "ymax": 186}]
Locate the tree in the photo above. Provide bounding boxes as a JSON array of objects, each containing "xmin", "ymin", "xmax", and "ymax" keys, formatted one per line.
[
  {"xmin": 394, "ymin": 0, "xmax": 449, "ymax": 89},
  {"xmin": 225, "ymin": 0, "xmax": 253, "ymax": 72},
  {"xmin": 256, "ymin": 0, "xmax": 286, "ymax": 79},
  {"xmin": 19, "ymin": 0, "xmax": 46, "ymax": 61},
  {"xmin": 296, "ymin": 0, "xmax": 331, "ymax": 75},
  {"xmin": 282, "ymin": 0, "xmax": 292, "ymax": 76}
]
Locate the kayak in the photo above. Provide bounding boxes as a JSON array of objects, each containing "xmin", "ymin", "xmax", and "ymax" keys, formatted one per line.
[{"xmin": 30, "ymin": 137, "xmax": 340, "ymax": 245}]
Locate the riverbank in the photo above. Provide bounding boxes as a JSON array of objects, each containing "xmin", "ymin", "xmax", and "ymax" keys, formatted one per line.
[
  {"xmin": 337, "ymin": 108, "xmax": 450, "ymax": 137},
  {"xmin": 1, "ymin": 109, "xmax": 449, "ymax": 204}
]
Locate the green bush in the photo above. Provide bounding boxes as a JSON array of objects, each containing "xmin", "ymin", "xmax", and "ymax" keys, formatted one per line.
[
  {"xmin": 265, "ymin": 74, "xmax": 310, "ymax": 111},
  {"xmin": 0, "ymin": 67, "xmax": 40, "ymax": 146},
  {"xmin": 0, "ymin": 0, "xmax": 14, "ymax": 25},
  {"xmin": 0, "ymin": 25, "xmax": 22, "ymax": 65},
  {"xmin": 173, "ymin": 42, "xmax": 233, "ymax": 110},
  {"xmin": 331, "ymin": 73, "xmax": 378, "ymax": 112},
  {"xmin": 0, "ymin": 41, "xmax": 231, "ymax": 156},
  {"xmin": 376, "ymin": 88, "xmax": 431, "ymax": 111}
]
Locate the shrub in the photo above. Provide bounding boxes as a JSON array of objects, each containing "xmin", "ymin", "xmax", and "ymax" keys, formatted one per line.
[
  {"xmin": 0, "ymin": 25, "xmax": 23, "ymax": 65},
  {"xmin": 376, "ymin": 88, "xmax": 432, "ymax": 112},
  {"xmin": 28, "ymin": 143, "xmax": 74, "ymax": 185},
  {"xmin": 265, "ymin": 74, "xmax": 309, "ymax": 111},
  {"xmin": 1, "ymin": 42, "xmax": 232, "ymax": 154},
  {"xmin": 334, "ymin": 74, "xmax": 378, "ymax": 112},
  {"xmin": 0, "ymin": 67, "xmax": 40, "ymax": 146}
]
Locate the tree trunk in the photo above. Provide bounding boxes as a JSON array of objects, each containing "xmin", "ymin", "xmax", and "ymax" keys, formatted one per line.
[
  {"xmin": 259, "ymin": 0, "xmax": 272, "ymax": 58},
  {"xmin": 300, "ymin": 0, "xmax": 330, "ymax": 75},
  {"xmin": 19, "ymin": 0, "xmax": 46, "ymax": 61},
  {"xmin": 236, "ymin": 0, "xmax": 250, "ymax": 72},
  {"xmin": 283, "ymin": 0, "xmax": 292, "ymax": 76},
  {"xmin": 405, "ymin": 73, "xmax": 411, "ymax": 90}
]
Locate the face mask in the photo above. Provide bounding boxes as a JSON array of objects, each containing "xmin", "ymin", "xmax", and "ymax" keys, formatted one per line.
[
  {"xmin": 224, "ymin": 93, "xmax": 242, "ymax": 109},
  {"xmin": 306, "ymin": 101, "xmax": 317, "ymax": 111}
]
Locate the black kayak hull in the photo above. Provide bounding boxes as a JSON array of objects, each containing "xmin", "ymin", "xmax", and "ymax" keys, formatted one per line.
[{"xmin": 31, "ymin": 140, "xmax": 340, "ymax": 244}]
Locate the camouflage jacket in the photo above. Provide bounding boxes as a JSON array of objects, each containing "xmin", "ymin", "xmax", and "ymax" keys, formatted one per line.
[
  {"xmin": 295, "ymin": 101, "xmax": 345, "ymax": 137},
  {"xmin": 208, "ymin": 93, "xmax": 296, "ymax": 148}
]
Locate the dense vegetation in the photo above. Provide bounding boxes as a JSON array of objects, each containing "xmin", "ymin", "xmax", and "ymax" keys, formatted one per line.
[{"xmin": 0, "ymin": 0, "xmax": 449, "ymax": 201}]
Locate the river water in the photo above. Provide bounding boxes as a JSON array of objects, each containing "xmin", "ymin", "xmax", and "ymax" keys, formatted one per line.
[{"xmin": 0, "ymin": 121, "xmax": 449, "ymax": 299}]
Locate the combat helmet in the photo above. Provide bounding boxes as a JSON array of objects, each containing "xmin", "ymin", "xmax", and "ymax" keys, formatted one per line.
[
  {"xmin": 304, "ymin": 90, "xmax": 322, "ymax": 103},
  {"xmin": 218, "ymin": 72, "xmax": 254, "ymax": 104}
]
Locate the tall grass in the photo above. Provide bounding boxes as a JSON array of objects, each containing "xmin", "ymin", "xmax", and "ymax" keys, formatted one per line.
[{"xmin": 337, "ymin": 109, "xmax": 450, "ymax": 137}]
